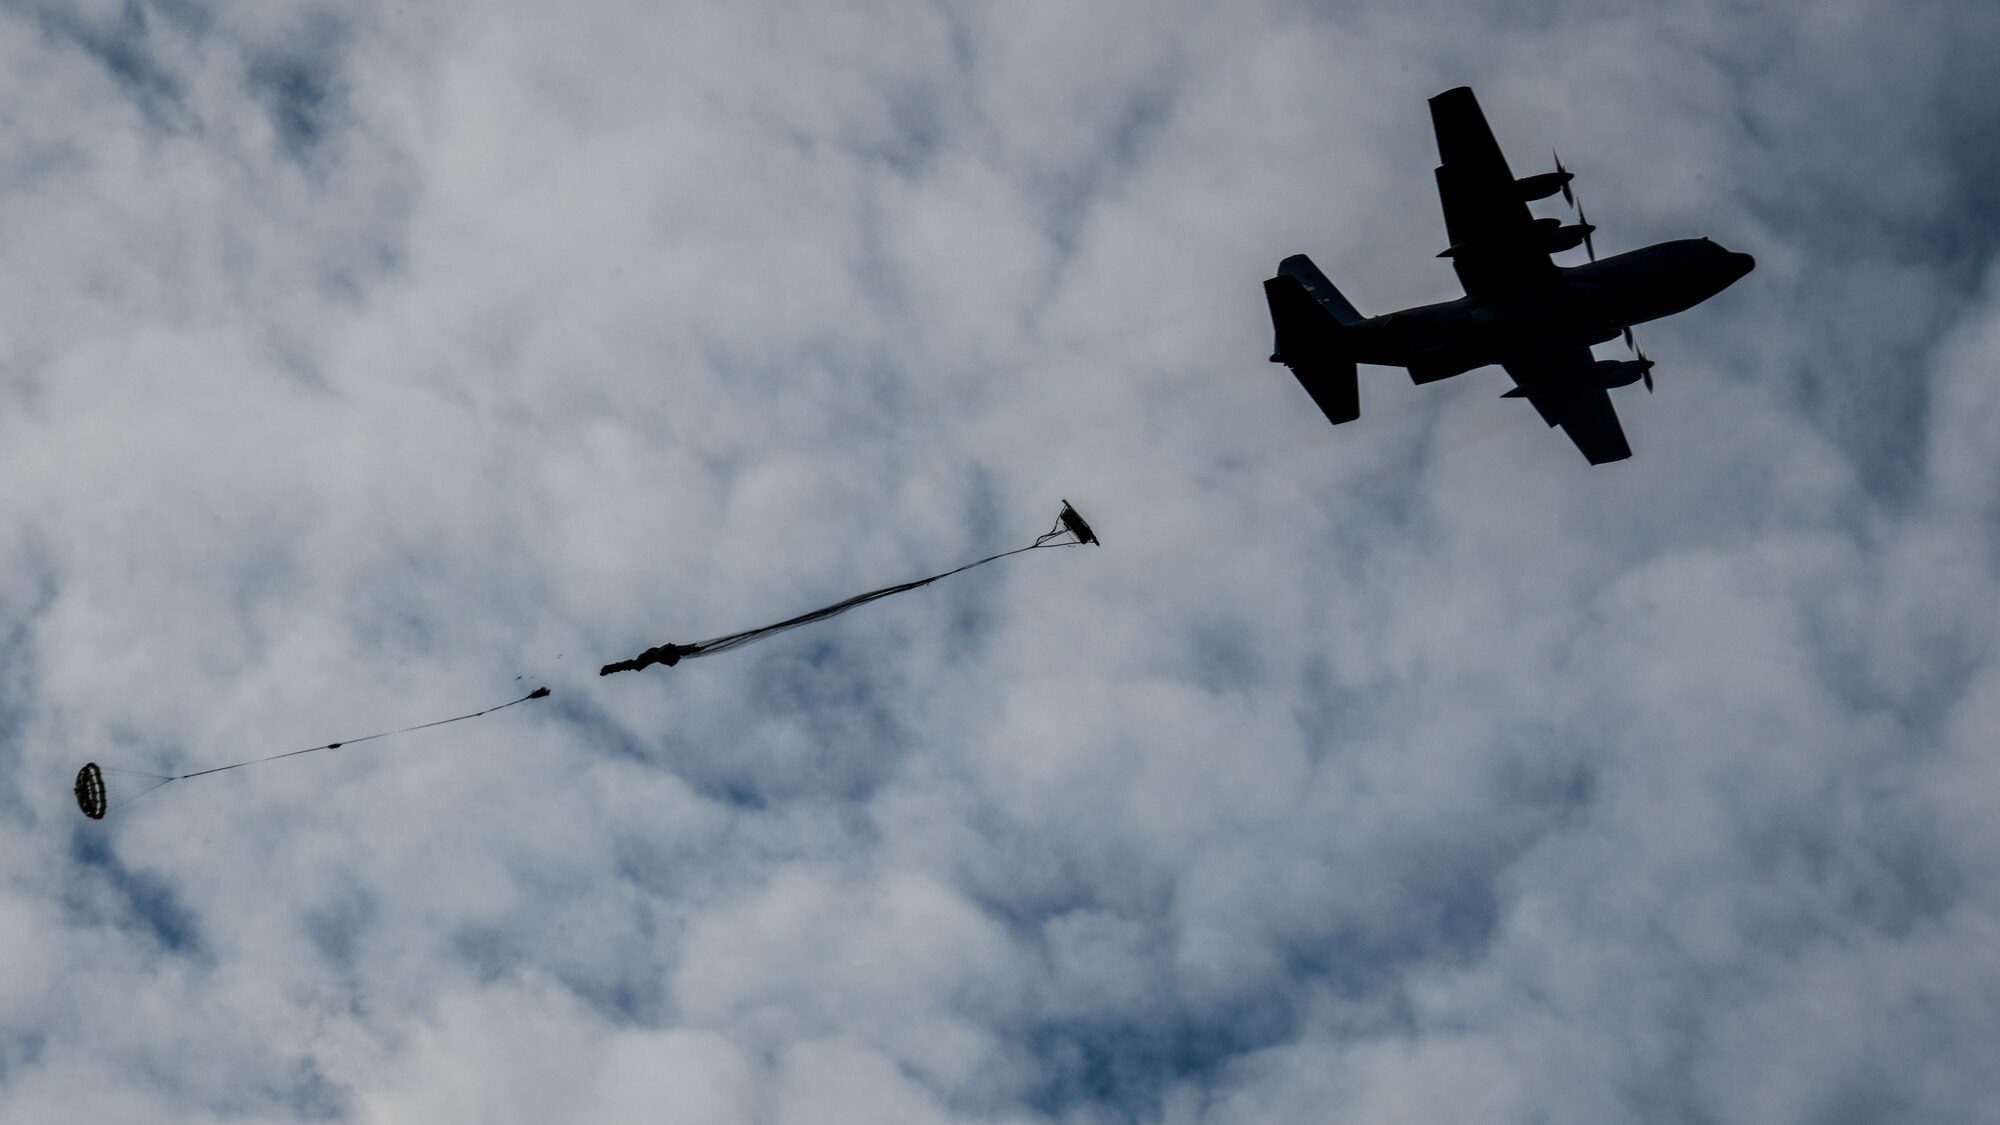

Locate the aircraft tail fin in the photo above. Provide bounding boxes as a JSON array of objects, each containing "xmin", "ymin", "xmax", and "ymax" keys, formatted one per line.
[{"xmin": 1264, "ymin": 269, "xmax": 1361, "ymax": 425}]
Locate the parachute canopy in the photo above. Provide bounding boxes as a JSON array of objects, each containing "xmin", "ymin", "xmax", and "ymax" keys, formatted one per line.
[
  {"xmin": 74, "ymin": 762, "xmax": 103, "ymax": 819},
  {"xmin": 603, "ymin": 499, "xmax": 1101, "ymax": 676},
  {"xmin": 1057, "ymin": 500, "xmax": 1098, "ymax": 546}
]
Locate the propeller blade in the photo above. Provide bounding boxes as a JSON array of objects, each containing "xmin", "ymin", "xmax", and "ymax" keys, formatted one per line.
[
  {"xmin": 1635, "ymin": 342, "xmax": 1653, "ymax": 392},
  {"xmin": 1554, "ymin": 149, "xmax": 1574, "ymax": 207},
  {"xmin": 1622, "ymin": 325, "xmax": 1634, "ymax": 351},
  {"xmin": 1574, "ymin": 203, "xmax": 1594, "ymax": 260}
]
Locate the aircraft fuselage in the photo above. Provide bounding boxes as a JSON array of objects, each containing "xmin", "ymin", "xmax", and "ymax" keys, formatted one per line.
[{"xmin": 1341, "ymin": 238, "xmax": 1755, "ymax": 383}]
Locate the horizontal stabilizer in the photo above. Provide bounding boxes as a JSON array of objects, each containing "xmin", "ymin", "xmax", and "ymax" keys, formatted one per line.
[
  {"xmin": 1290, "ymin": 354, "xmax": 1361, "ymax": 425},
  {"xmin": 1276, "ymin": 254, "xmax": 1366, "ymax": 325},
  {"xmin": 1264, "ymin": 276, "xmax": 1360, "ymax": 425}
]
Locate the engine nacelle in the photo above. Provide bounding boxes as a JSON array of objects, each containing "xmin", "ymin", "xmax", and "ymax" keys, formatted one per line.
[
  {"xmin": 1590, "ymin": 358, "xmax": 1651, "ymax": 389},
  {"xmin": 1515, "ymin": 170, "xmax": 1574, "ymax": 201},
  {"xmin": 1542, "ymin": 222, "xmax": 1594, "ymax": 254},
  {"xmin": 1437, "ymin": 216, "xmax": 1592, "ymax": 259}
]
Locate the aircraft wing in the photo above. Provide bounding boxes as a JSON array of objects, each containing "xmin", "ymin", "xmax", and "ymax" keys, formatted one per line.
[
  {"xmin": 1502, "ymin": 349, "xmax": 1633, "ymax": 465},
  {"xmin": 1429, "ymin": 87, "xmax": 1556, "ymax": 298}
]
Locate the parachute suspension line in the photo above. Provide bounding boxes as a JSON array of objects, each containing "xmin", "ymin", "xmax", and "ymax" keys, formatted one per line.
[
  {"xmin": 73, "ymin": 686, "xmax": 553, "ymax": 819},
  {"xmin": 173, "ymin": 686, "xmax": 552, "ymax": 780},
  {"xmin": 601, "ymin": 500, "xmax": 1101, "ymax": 676}
]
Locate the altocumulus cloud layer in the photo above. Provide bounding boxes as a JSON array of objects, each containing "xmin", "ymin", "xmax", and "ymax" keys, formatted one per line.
[{"xmin": 3, "ymin": 0, "xmax": 1998, "ymax": 1121}]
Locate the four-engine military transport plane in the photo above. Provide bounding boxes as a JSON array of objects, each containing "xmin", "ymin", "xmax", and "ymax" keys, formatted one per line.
[{"xmin": 1264, "ymin": 86, "xmax": 1755, "ymax": 464}]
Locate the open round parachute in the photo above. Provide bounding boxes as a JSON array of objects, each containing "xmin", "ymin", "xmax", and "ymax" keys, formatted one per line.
[
  {"xmin": 73, "ymin": 762, "xmax": 175, "ymax": 819},
  {"xmin": 73, "ymin": 763, "xmax": 100, "ymax": 819}
]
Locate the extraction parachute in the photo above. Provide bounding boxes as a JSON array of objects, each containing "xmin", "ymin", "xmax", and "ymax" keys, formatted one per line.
[
  {"xmin": 602, "ymin": 500, "xmax": 1100, "ymax": 676},
  {"xmin": 75, "ymin": 500, "xmax": 1103, "ymax": 816},
  {"xmin": 73, "ymin": 762, "xmax": 175, "ymax": 820},
  {"xmin": 73, "ymin": 687, "xmax": 551, "ymax": 820}
]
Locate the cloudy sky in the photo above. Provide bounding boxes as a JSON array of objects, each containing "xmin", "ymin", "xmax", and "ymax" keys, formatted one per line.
[{"xmin": 4, "ymin": 0, "xmax": 1998, "ymax": 1120}]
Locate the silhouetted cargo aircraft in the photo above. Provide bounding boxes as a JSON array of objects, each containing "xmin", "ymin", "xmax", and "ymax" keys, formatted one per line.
[{"xmin": 1265, "ymin": 86, "xmax": 1754, "ymax": 464}]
